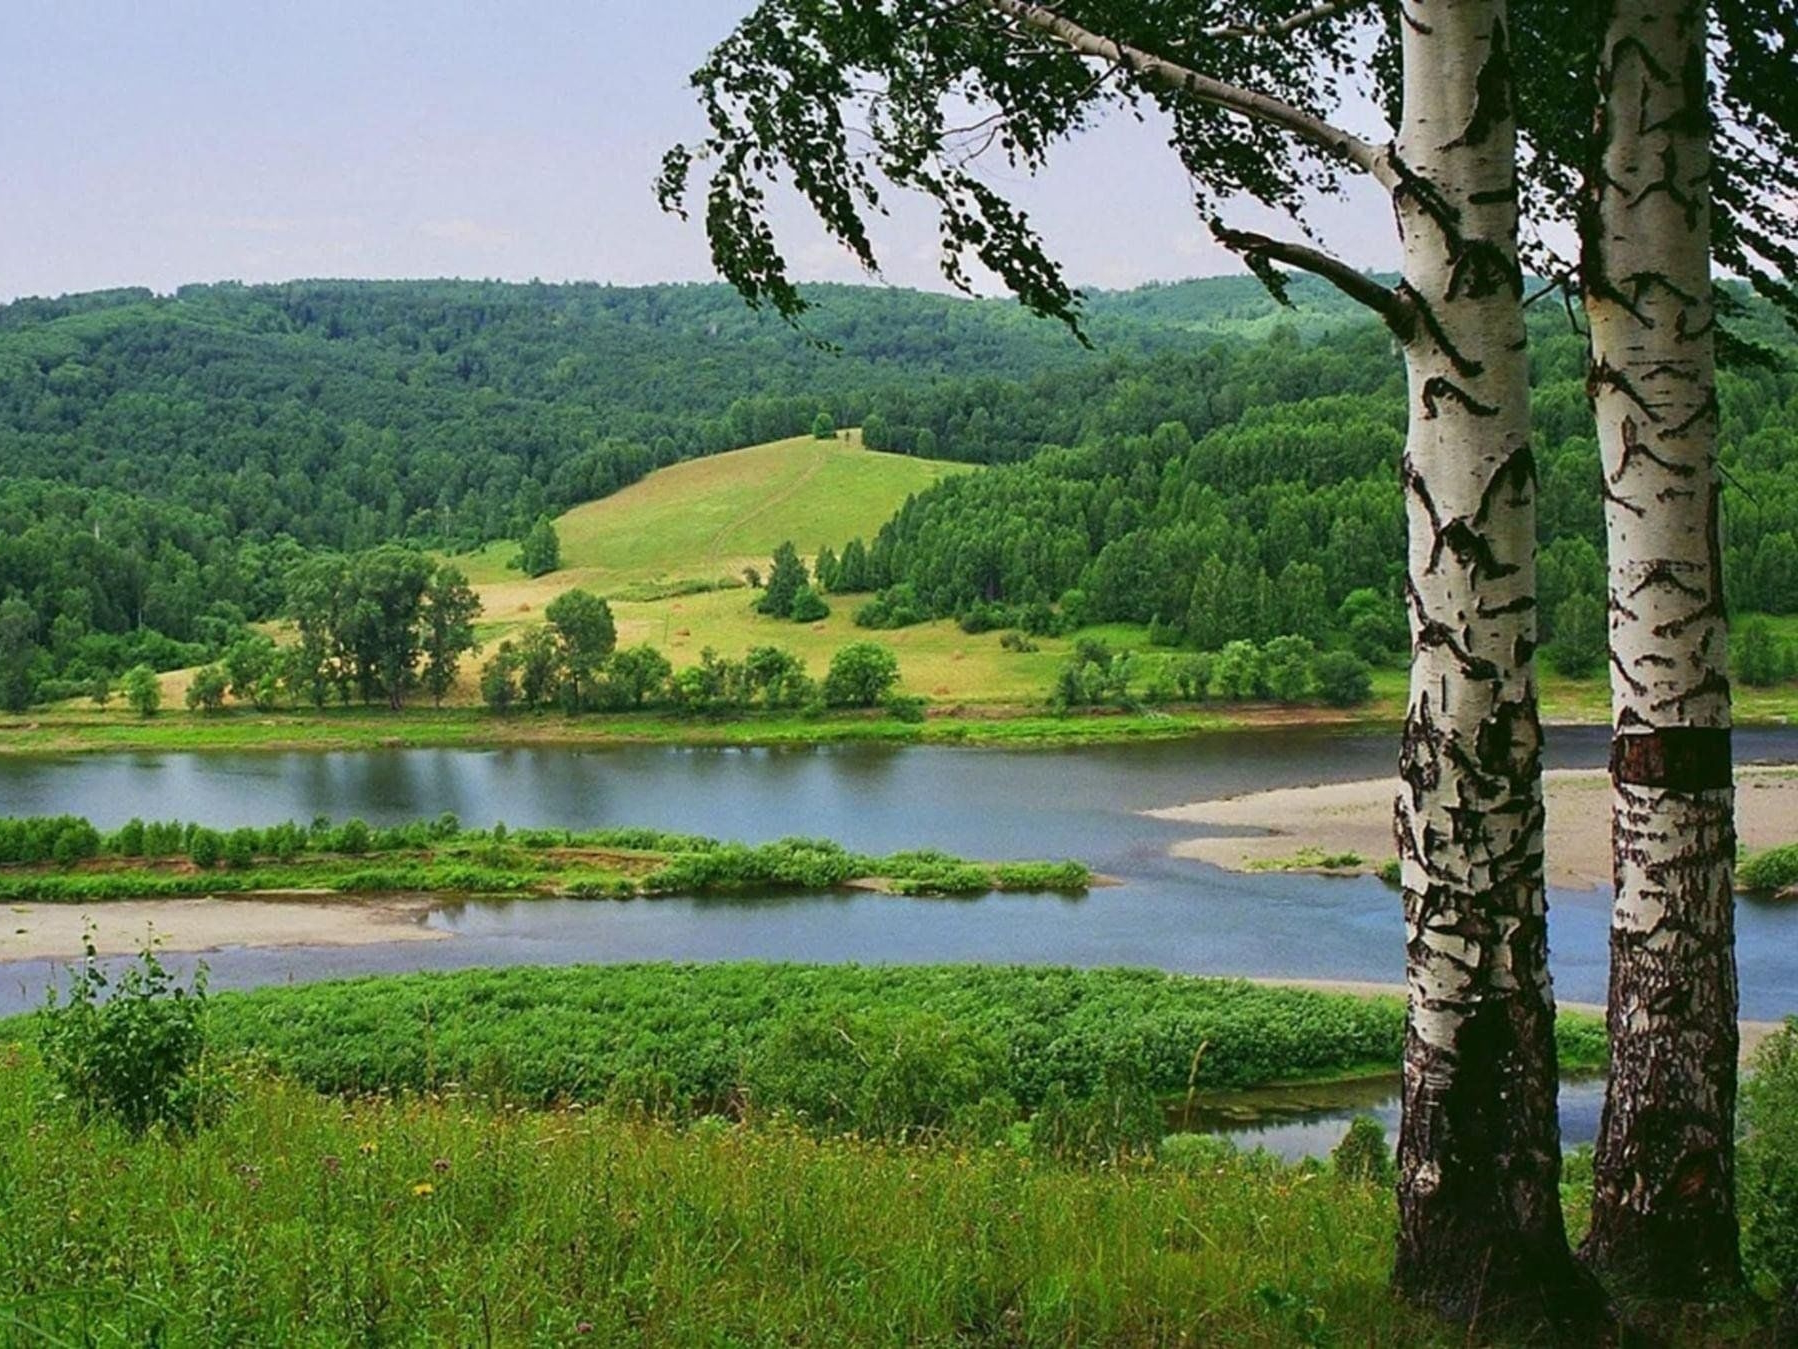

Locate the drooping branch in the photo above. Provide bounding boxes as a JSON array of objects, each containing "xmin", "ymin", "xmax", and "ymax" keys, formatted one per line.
[
  {"xmin": 1201, "ymin": 0, "xmax": 1376, "ymax": 40},
  {"xmin": 976, "ymin": 0, "xmax": 1397, "ymax": 186},
  {"xmin": 1209, "ymin": 221, "xmax": 1415, "ymax": 333}
]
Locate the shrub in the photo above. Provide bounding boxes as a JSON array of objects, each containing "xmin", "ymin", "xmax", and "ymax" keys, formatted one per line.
[
  {"xmin": 37, "ymin": 938, "xmax": 218, "ymax": 1135},
  {"xmin": 883, "ymin": 692, "xmax": 928, "ymax": 723},
  {"xmin": 1313, "ymin": 650, "xmax": 1374, "ymax": 707},
  {"xmin": 184, "ymin": 663, "xmax": 230, "ymax": 713},
  {"xmin": 788, "ymin": 585, "xmax": 830, "ymax": 623},
  {"xmin": 1212, "ymin": 641, "xmax": 1264, "ymax": 701},
  {"xmin": 1332, "ymin": 1115, "xmax": 1393, "ymax": 1184},
  {"xmin": 1028, "ymin": 1072, "xmax": 1162, "ymax": 1165},
  {"xmin": 223, "ymin": 828, "xmax": 259, "ymax": 869},
  {"xmin": 1740, "ymin": 844, "xmax": 1798, "ymax": 893},
  {"xmin": 1743, "ymin": 1019, "xmax": 1798, "ymax": 1300},
  {"xmin": 188, "ymin": 828, "xmax": 224, "ymax": 869},
  {"xmin": 121, "ymin": 664, "xmax": 160, "ymax": 718},
  {"xmin": 823, "ymin": 642, "xmax": 901, "ymax": 707},
  {"xmin": 1261, "ymin": 636, "xmax": 1316, "ymax": 703},
  {"xmin": 333, "ymin": 819, "xmax": 372, "ymax": 855},
  {"xmin": 998, "ymin": 630, "xmax": 1039, "ymax": 654}
]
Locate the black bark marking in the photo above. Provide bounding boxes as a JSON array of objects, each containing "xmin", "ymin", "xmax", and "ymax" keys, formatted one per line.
[
  {"xmin": 1611, "ymin": 727, "xmax": 1732, "ymax": 791},
  {"xmin": 1420, "ymin": 376, "xmax": 1499, "ymax": 419}
]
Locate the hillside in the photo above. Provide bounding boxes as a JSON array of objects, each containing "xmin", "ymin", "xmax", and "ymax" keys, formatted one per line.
[
  {"xmin": 461, "ymin": 432, "xmax": 968, "ymax": 593},
  {"xmin": 451, "ymin": 434, "xmax": 1068, "ymax": 706}
]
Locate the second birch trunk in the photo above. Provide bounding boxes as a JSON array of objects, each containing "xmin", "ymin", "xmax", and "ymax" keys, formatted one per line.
[{"xmin": 1581, "ymin": 0, "xmax": 1741, "ymax": 1297}]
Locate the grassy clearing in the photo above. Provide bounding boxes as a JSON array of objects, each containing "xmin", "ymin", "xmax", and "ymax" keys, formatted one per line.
[
  {"xmin": 194, "ymin": 964, "xmax": 1606, "ymax": 1111},
  {"xmin": 458, "ymin": 432, "xmax": 968, "ymax": 589},
  {"xmin": 0, "ymin": 1053, "xmax": 1448, "ymax": 1347}
]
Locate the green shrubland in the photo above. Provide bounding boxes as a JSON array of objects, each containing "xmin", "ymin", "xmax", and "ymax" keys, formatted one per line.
[
  {"xmin": 0, "ymin": 815, "xmax": 1087, "ymax": 903},
  {"xmin": 193, "ymin": 964, "xmax": 1605, "ymax": 1119}
]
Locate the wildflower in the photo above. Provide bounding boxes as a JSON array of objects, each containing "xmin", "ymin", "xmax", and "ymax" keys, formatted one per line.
[
  {"xmin": 321, "ymin": 1155, "xmax": 342, "ymax": 1175},
  {"xmin": 359, "ymin": 1140, "xmax": 378, "ymax": 1157},
  {"xmin": 412, "ymin": 1182, "xmax": 435, "ymax": 1197}
]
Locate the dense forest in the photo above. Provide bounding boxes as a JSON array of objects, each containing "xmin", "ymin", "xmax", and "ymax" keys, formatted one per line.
[
  {"xmin": 0, "ymin": 275, "xmax": 1792, "ymax": 707},
  {"xmin": 834, "ymin": 303, "xmax": 1798, "ymax": 669}
]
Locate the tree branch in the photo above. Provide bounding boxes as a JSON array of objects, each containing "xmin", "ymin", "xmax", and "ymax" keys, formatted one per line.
[
  {"xmin": 1210, "ymin": 221, "xmax": 1415, "ymax": 335},
  {"xmin": 1200, "ymin": 0, "xmax": 1374, "ymax": 41},
  {"xmin": 977, "ymin": 0, "xmax": 1395, "ymax": 186}
]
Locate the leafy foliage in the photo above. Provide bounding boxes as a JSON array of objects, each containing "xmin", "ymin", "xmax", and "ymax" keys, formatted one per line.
[
  {"xmin": 1742, "ymin": 1020, "xmax": 1798, "ymax": 1300},
  {"xmin": 36, "ymin": 937, "xmax": 217, "ymax": 1135}
]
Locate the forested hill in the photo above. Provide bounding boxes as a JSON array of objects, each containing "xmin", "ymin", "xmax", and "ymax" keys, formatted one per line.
[{"xmin": 0, "ymin": 277, "xmax": 1254, "ymax": 552}]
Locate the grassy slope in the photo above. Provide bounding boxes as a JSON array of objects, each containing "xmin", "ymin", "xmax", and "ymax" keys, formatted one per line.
[{"xmin": 459, "ymin": 431, "xmax": 966, "ymax": 589}]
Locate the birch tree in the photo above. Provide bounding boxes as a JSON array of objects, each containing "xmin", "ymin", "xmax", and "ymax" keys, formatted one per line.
[
  {"xmin": 661, "ymin": 1, "xmax": 1598, "ymax": 1325},
  {"xmin": 1516, "ymin": 0, "xmax": 1798, "ymax": 1300}
]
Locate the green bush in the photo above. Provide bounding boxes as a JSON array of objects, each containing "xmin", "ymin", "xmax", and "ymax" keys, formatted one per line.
[
  {"xmin": 823, "ymin": 642, "xmax": 901, "ymax": 707},
  {"xmin": 1743, "ymin": 1018, "xmax": 1798, "ymax": 1300},
  {"xmin": 1313, "ymin": 650, "xmax": 1374, "ymax": 707},
  {"xmin": 1331, "ymin": 1115, "xmax": 1393, "ymax": 1184},
  {"xmin": 188, "ymin": 828, "xmax": 223, "ymax": 869},
  {"xmin": 1740, "ymin": 844, "xmax": 1798, "ymax": 893},
  {"xmin": 37, "ymin": 938, "xmax": 219, "ymax": 1135},
  {"xmin": 202, "ymin": 965, "xmax": 1434, "ymax": 1114},
  {"xmin": 883, "ymin": 691, "xmax": 928, "ymax": 723},
  {"xmin": 788, "ymin": 585, "xmax": 830, "ymax": 623}
]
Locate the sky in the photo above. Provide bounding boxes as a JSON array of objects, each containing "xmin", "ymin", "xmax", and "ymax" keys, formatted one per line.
[{"xmin": 0, "ymin": 1, "xmax": 1396, "ymax": 302}]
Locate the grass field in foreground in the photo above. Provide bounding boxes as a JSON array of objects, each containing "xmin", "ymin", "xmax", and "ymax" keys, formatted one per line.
[{"xmin": 0, "ymin": 1061, "xmax": 1444, "ymax": 1347}]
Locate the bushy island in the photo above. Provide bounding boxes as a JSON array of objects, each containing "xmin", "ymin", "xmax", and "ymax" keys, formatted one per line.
[
  {"xmin": 5, "ymin": 955, "xmax": 1795, "ymax": 1343},
  {"xmin": 0, "ymin": 814, "xmax": 1088, "ymax": 902}
]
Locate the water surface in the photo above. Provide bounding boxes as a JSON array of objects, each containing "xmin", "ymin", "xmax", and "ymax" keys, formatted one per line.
[{"xmin": 3, "ymin": 726, "xmax": 1794, "ymax": 1019}]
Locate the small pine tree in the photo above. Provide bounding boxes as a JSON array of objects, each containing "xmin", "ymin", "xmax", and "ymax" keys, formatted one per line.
[{"xmin": 758, "ymin": 542, "xmax": 808, "ymax": 617}]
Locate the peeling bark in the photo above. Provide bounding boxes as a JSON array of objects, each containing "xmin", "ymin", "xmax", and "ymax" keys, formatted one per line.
[
  {"xmin": 1581, "ymin": 0, "xmax": 1742, "ymax": 1299},
  {"xmin": 1390, "ymin": 0, "xmax": 1596, "ymax": 1328}
]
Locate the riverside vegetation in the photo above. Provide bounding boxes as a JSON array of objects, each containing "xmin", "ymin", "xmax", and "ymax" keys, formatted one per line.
[
  {"xmin": 0, "ymin": 814, "xmax": 1088, "ymax": 903},
  {"xmin": 5, "ymin": 953, "xmax": 1796, "ymax": 1343}
]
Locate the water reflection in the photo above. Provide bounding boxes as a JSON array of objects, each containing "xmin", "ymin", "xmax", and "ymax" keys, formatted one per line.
[{"xmin": 1181, "ymin": 1075, "xmax": 1608, "ymax": 1162}]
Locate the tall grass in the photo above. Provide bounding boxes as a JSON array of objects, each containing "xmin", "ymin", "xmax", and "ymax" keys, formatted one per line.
[{"xmin": 0, "ymin": 1053, "xmax": 1449, "ymax": 1347}]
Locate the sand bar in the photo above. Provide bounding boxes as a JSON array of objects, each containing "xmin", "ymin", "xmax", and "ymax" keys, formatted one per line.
[
  {"xmin": 1150, "ymin": 765, "xmax": 1798, "ymax": 891},
  {"xmin": 2, "ymin": 895, "xmax": 444, "ymax": 964}
]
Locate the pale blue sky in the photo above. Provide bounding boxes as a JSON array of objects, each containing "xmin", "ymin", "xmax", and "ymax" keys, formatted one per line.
[{"xmin": 0, "ymin": 1, "xmax": 1393, "ymax": 301}]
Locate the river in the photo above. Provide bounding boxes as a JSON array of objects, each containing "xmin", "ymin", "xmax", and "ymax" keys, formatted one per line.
[
  {"xmin": 3, "ymin": 725, "xmax": 1794, "ymax": 1018},
  {"xmin": 5, "ymin": 725, "xmax": 1792, "ymax": 1153}
]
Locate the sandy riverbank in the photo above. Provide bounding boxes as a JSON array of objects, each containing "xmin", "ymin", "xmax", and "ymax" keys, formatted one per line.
[
  {"xmin": 1, "ymin": 895, "xmax": 444, "ymax": 963},
  {"xmin": 1151, "ymin": 765, "xmax": 1798, "ymax": 891}
]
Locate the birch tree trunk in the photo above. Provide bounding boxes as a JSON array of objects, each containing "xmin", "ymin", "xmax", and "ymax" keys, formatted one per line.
[
  {"xmin": 1581, "ymin": 0, "xmax": 1741, "ymax": 1298},
  {"xmin": 1389, "ymin": 0, "xmax": 1593, "ymax": 1324}
]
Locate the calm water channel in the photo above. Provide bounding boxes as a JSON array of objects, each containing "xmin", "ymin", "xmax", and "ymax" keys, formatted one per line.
[{"xmin": 2, "ymin": 726, "xmax": 1793, "ymax": 1150}]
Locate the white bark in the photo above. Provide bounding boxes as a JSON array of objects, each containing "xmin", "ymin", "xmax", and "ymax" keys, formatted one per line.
[
  {"xmin": 1583, "ymin": 0, "xmax": 1741, "ymax": 1295},
  {"xmin": 1390, "ymin": 0, "xmax": 1589, "ymax": 1321}
]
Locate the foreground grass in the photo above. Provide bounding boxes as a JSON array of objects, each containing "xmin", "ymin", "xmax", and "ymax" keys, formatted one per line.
[{"xmin": 0, "ymin": 1055, "xmax": 1448, "ymax": 1347}]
